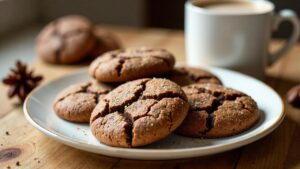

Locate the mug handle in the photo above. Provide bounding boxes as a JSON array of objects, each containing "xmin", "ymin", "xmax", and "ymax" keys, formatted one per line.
[{"xmin": 269, "ymin": 9, "xmax": 300, "ymax": 65}]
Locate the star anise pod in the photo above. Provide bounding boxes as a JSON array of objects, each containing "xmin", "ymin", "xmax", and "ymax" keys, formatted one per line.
[{"xmin": 2, "ymin": 60, "xmax": 43, "ymax": 102}]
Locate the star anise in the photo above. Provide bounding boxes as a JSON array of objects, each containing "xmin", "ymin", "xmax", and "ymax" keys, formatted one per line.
[{"xmin": 2, "ymin": 60, "xmax": 43, "ymax": 102}]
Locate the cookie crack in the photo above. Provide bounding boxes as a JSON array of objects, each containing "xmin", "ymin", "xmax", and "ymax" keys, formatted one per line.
[
  {"xmin": 86, "ymin": 88, "xmax": 111, "ymax": 105},
  {"xmin": 201, "ymin": 94, "xmax": 223, "ymax": 134},
  {"xmin": 51, "ymin": 29, "xmax": 63, "ymax": 64},
  {"xmin": 55, "ymin": 83, "xmax": 91, "ymax": 104},
  {"xmin": 201, "ymin": 93, "xmax": 244, "ymax": 135},
  {"xmin": 109, "ymin": 80, "xmax": 148, "ymax": 113},
  {"xmin": 116, "ymin": 59, "xmax": 125, "ymax": 77},
  {"xmin": 141, "ymin": 92, "xmax": 187, "ymax": 102},
  {"xmin": 118, "ymin": 112, "xmax": 133, "ymax": 147},
  {"xmin": 59, "ymin": 29, "xmax": 90, "ymax": 63},
  {"xmin": 132, "ymin": 48, "xmax": 172, "ymax": 66},
  {"xmin": 184, "ymin": 86, "xmax": 211, "ymax": 95},
  {"xmin": 186, "ymin": 86, "xmax": 244, "ymax": 100},
  {"xmin": 56, "ymin": 82, "xmax": 109, "ymax": 106},
  {"xmin": 51, "ymin": 19, "xmax": 90, "ymax": 64},
  {"xmin": 239, "ymin": 97, "xmax": 255, "ymax": 113},
  {"xmin": 126, "ymin": 100, "xmax": 159, "ymax": 122},
  {"xmin": 92, "ymin": 53, "xmax": 119, "ymax": 78},
  {"xmin": 93, "ymin": 51, "xmax": 172, "ymax": 78},
  {"xmin": 51, "ymin": 21, "xmax": 66, "ymax": 64},
  {"xmin": 94, "ymin": 94, "xmax": 100, "ymax": 104},
  {"xmin": 179, "ymin": 68, "xmax": 217, "ymax": 82},
  {"xmin": 91, "ymin": 80, "xmax": 150, "ymax": 146},
  {"xmin": 118, "ymin": 52, "xmax": 172, "ymax": 67},
  {"xmin": 90, "ymin": 100, "xmax": 109, "ymax": 123}
]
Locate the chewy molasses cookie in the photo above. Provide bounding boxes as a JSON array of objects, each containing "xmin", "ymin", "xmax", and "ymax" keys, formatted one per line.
[
  {"xmin": 53, "ymin": 81, "xmax": 113, "ymax": 123},
  {"xmin": 177, "ymin": 83, "xmax": 259, "ymax": 138},
  {"xmin": 89, "ymin": 47, "xmax": 175, "ymax": 82},
  {"xmin": 168, "ymin": 66, "xmax": 222, "ymax": 86},
  {"xmin": 89, "ymin": 26, "xmax": 122, "ymax": 58},
  {"xmin": 36, "ymin": 15, "xmax": 95, "ymax": 64},
  {"xmin": 90, "ymin": 78, "xmax": 189, "ymax": 147}
]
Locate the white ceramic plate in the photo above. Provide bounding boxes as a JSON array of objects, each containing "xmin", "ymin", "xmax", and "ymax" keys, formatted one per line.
[{"xmin": 24, "ymin": 67, "xmax": 284, "ymax": 160}]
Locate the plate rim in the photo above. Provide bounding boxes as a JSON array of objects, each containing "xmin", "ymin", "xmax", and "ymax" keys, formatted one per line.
[{"xmin": 23, "ymin": 68, "xmax": 285, "ymax": 160}]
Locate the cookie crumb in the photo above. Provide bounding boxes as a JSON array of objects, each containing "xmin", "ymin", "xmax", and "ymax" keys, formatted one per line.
[
  {"xmin": 34, "ymin": 157, "xmax": 38, "ymax": 160},
  {"xmin": 5, "ymin": 131, "xmax": 10, "ymax": 135},
  {"xmin": 1, "ymin": 144, "xmax": 3, "ymax": 146},
  {"xmin": 38, "ymin": 160, "xmax": 41, "ymax": 163},
  {"xmin": 7, "ymin": 166, "xmax": 11, "ymax": 169},
  {"xmin": 16, "ymin": 161, "xmax": 21, "ymax": 166}
]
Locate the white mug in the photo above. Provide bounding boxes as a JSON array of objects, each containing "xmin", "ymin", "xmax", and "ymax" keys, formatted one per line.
[{"xmin": 185, "ymin": 0, "xmax": 300, "ymax": 79}]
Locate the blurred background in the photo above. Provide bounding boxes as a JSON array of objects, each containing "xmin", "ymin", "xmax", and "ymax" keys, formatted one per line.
[
  {"xmin": 0, "ymin": 0, "xmax": 298, "ymax": 78},
  {"xmin": 0, "ymin": 0, "xmax": 298, "ymax": 38}
]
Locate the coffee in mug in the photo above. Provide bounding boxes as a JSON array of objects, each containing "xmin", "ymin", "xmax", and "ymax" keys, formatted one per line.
[
  {"xmin": 194, "ymin": 1, "xmax": 268, "ymax": 14},
  {"xmin": 185, "ymin": 0, "xmax": 300, "ymax": 79}
]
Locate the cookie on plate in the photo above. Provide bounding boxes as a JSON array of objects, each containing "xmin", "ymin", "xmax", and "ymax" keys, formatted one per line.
[
  {"xmin": 90, "ymin": 78, "xmax": 189, "ymax": 147},
  {"xmin": 176, "ymin": 83, "xmax": 259, "ymax": 138},
  {"xmin": 89, "ymin": 47, "xmax": 175, "ymax": 82},
  {"xmin": 36, "ymin": 15, "xmax": 96, "ymax": 64},
  {"xmin": 89, "ymin": 26, "xmax": 122, "ymax": 58},
  {"xmin": 53, "ymin": 81, "xmax": 113, "ymax": 123},
  {"xmin": 168, "ymin": 66, "xmax": 222, "ymax": 86}
]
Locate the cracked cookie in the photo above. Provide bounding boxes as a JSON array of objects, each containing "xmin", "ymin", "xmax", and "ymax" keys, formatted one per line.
[
  {"xmin": 89, "ymin": 26, "xmax": 122, "ymax": 59},
  {"xmin": 90, "ymin": 78, "xmax": 189, "ymax": 147},
  {"xmin": 53, "ymin": 80, "xmax": 113, "ymax": 123},
  {"xmin": 177, "ymin": 83, "xmax": 259, "ymax": 138},
  {"xmin": 168, "ymin": 66, "xmax": 222, "ymax": 86},
  {"xmin": 89, "ymin": 47, "xmax": 175, "ymax": 82},
  {"xmin": 36, "ymin": 15, "xmax": 96, "ymax": 64}
]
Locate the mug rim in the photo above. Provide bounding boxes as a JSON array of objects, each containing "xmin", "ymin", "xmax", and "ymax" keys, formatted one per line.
[{"xmin": 186, "ymin": 0, "xmax": 274, "ymax": 16}]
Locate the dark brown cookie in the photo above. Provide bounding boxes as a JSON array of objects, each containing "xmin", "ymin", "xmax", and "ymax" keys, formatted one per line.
[
  {"xmin": 36, "ymin": 15, "xmax": 96, "ymax": 64},
  {"xmin": 53, "ymin": 81, "xmax": 113, "ymax": 123},
  {"xmin": 89, "ymin": 26, "xmax": 122, "ymax": 58},
  {"xmin": 89, "ymin": 47, "xmax": 175, "ymax": 82},
  {"xmin": 168, "ymin": 66, "xmax": 222, "ymax": 86},
  {"xmin": 90, "ymin": 78, "xmax": 189, "ymax": 147},
  {"xmin": 177, "ymin": 83, "xmax": 259, "ymax": 138}
]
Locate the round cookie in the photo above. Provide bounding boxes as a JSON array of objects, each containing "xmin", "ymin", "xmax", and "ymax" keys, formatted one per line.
[
  {"xmin": 176, "ymin": 83, "xmax": 259, "ymax": 138},
  {"xmin": 36, "ymin": 15, "xmax": 96, "ymax": 64},
  {"xmin": 89, "ymin": 26, "xmax": 122, "ymax": 58},
  {"xmin": 53, "ymin": 81, "xmax": 113, "ymax": 123},
  {"xmin": 89, "ymin": 47, "xmax": 175, "ymax": 82},
  {"xmin": 90, "ymin": 78, "xmax": 189, "ymax": 147},
  {"xmin": 168, "ymin": 66, "xmax": 222, "ymax": 86}
]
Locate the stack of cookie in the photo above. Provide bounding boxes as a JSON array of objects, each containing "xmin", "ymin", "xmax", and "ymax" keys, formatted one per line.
[
  {"xmin": 36, "ymin": 15, "xmax": 122, "ymax": 64},
  {"xmin": 53, "ymin": 47, "xmax": 260, "ymax": 148}
]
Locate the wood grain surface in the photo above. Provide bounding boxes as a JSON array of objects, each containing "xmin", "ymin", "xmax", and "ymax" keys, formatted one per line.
[{"xmin": 0, "ymin": 26, "xmax": 300, "ymax": 169}]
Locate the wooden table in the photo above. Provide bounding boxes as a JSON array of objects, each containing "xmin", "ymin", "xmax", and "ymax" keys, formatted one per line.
[{"xmin": 0, "ymin": 26, "xmax": 300, "ymax": 169}]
